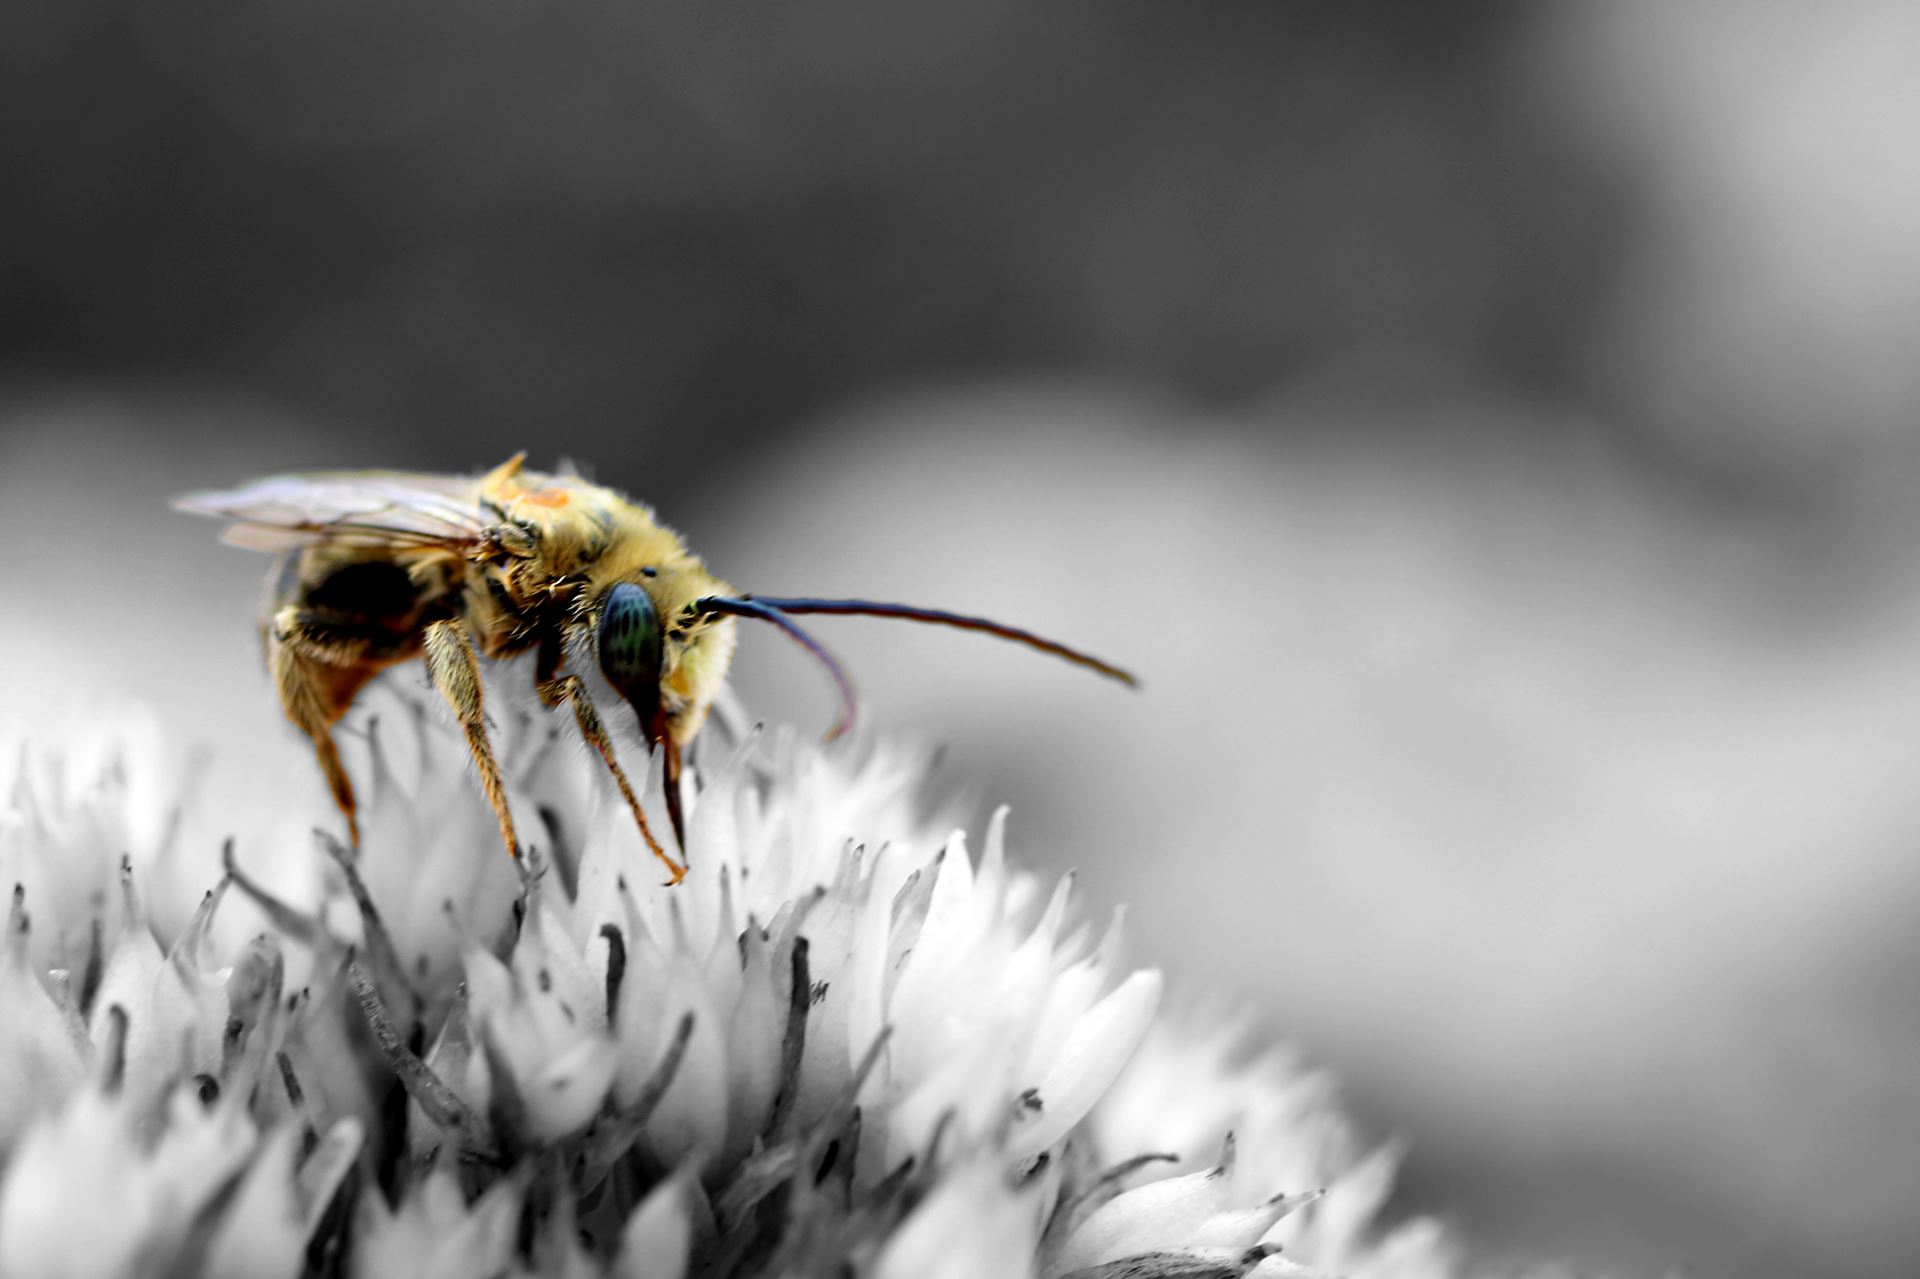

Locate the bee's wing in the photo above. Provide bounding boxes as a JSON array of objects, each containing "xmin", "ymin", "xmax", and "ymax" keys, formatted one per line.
[{"xmin": 175, "ymin": 471, "xmax": 491, "ymax": 553}]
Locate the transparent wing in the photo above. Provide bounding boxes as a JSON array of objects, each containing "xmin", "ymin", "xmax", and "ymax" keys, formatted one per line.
[{"xmin": 174, "ymin": 470, "xmax": 490, "ymax": 552}]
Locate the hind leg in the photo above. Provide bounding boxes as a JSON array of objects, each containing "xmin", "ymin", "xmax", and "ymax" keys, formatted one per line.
[{"xmin": 268, "ymin": 606, "xmax": 383, "ymax": 845}]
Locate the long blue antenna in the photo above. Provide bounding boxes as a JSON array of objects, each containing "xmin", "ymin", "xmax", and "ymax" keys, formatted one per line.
[
  {"xmin": 693, "ymin": 597, "xmax": 857, "ymax": 739},
  {"xmin": 730, "ymin": 596, "xmax": 1137, "ymax": 687}
]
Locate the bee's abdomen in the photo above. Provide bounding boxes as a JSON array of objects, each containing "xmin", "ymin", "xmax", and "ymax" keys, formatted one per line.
[
  {"xmin": 282, "ymin": 555, "xmax": 459, "ymax": 649},
  {"xmin": 302, "ymin": 559, "xmax": 423, "ymax": 622}
]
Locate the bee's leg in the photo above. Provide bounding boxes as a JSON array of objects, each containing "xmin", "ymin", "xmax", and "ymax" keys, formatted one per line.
[
  {"xmin": 271, "ymin": 609, "xmax": 388, "ymax": 666},
  {"xmin": 661, "ymin": 732, "xmax": 686, "ymax": 861},
  {"xmin": 421, "ymin": 618, "xmax": 519, "ymax": 861},
  {"xmin": 268, "ymin": 608, "xmax": 375, "ymax": 845},
  {"xmin": 534, "ymin": 670, "xmax": 687, "ymax": 885}
]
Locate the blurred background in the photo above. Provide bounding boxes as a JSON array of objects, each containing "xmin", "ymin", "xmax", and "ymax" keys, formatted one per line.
[{"xmin": 5, "ymin": 2, "xmax": 1920, "ymax": 1275}]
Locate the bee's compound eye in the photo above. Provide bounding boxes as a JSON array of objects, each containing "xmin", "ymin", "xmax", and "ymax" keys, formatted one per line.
[{"xmin": 598, "ymin": 582, "xmax": 663, "ymax": 705}]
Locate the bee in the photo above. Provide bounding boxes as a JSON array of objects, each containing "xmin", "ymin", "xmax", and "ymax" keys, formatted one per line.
[{"xmin": 177, "ymin": 454, "xmax": 1135, "ymax": 883}]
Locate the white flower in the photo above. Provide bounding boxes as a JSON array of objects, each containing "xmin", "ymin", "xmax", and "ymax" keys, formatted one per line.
[
  {"xmin": 0, "ymin": 705, "xmax": 1575, "ymax": 1278},
  {"xmin": 0, "ymin": 889, "xmax": 88, "ymax": 1150}
]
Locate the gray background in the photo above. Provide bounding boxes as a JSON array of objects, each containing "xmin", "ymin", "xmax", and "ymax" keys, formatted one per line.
[{"xmin": 6, "ymin": 4, "xmax": 1920, "ymax": 1276}]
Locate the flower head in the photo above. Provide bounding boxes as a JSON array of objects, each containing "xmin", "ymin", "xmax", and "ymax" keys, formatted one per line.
[{"xmin": 0, "ymin": 702, "xmax": 1573, "ymax": 1278}]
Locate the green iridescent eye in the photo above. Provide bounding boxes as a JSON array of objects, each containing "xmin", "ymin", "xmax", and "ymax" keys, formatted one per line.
[{"xmin": 597, "ymin": 582, "xmax": 662, "ymax": 711}]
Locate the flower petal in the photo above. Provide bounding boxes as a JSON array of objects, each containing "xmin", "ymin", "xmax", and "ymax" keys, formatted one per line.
[{"xmin": 1007, "ymin": 969, "xmax": 1163, "ymax": 1162}]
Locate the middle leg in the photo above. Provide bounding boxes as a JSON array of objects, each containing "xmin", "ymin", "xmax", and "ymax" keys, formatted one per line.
[{"xmin": 422, "ymin": 618, "xmax": 519, "ymax": 861}]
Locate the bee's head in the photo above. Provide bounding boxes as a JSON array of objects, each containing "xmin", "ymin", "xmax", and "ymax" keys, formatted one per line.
[{"xmin": 596, "ymin": 581, "xmax": 665, "ymax": 742}]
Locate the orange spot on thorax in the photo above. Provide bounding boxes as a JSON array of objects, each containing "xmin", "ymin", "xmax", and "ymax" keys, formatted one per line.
[{"xmin": 506, "ymin": 484, "xmax": 571, "ymax": 508}]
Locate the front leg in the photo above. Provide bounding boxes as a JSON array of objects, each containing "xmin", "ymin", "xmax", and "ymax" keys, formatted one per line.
[
  {"xmin": 534, "ymin": 639, "xmax": 686, "ymax": 885},
  {"xmin": 422, "ymin": 618, "xmax": 519, "ymax": 861}
]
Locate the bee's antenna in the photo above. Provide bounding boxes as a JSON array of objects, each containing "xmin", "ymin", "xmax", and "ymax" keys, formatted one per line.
[
  {"xmin": 723, "ymin": 596, "xmax": 1139, "ymax": 688},
  {"xmin": 692, "ymin": 597, "xmax": 857, "ymax": 740}
]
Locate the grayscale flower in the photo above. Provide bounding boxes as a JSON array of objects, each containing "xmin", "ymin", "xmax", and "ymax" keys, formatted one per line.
[{"xmin": 0, "ymin": 705, "xmax": 1581, "ymax": 1278}]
